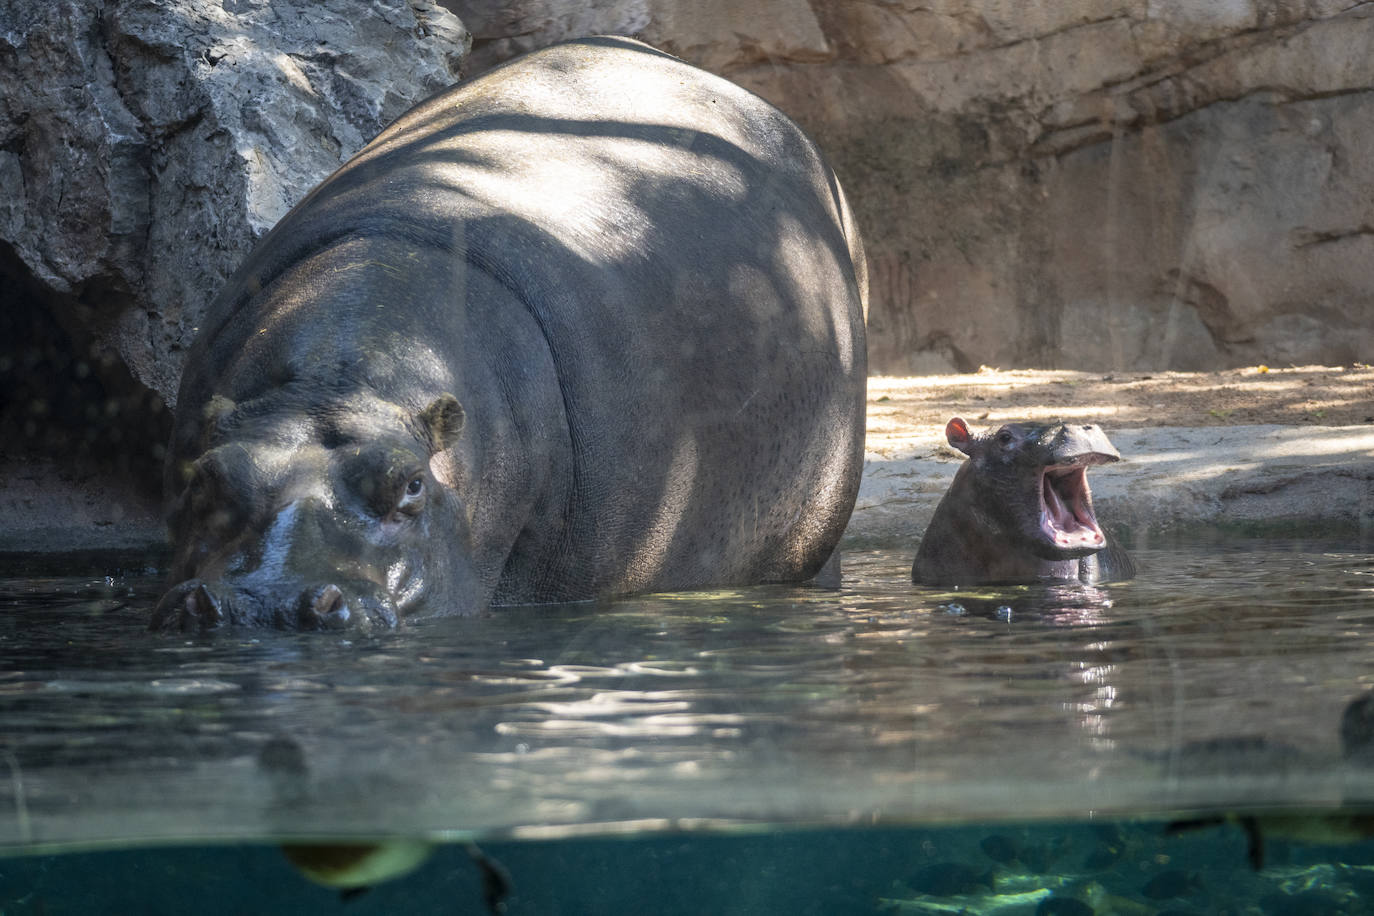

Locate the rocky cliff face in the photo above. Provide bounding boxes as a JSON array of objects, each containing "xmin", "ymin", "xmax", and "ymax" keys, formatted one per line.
[
  {"xmin": 804, "ymin": 1, "xmax": 1374, "ymax": 373},
  {"xmin": 0, "ymin": 0, "xmax": 469, "ymax": 549},
  {"xmin": 1, "ymin": 0, "xmax": 469, "ymax": 408},
  {"xmin": 450, "ymin": 0, "xmax": 1374, "ymax": 374}
]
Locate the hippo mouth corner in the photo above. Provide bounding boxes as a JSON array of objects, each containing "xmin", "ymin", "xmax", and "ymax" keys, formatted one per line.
[{"xmin": 1039, "ymin": 464, "xmax": 1107, "ymax": 553}]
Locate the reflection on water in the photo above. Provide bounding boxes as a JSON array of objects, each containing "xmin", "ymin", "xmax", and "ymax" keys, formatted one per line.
[
  {"xmin": 1, "ymin": 531, "xmax": 1371, "ymax": 852},
  {"xmin": 0, "ymin": 534, "xmax": 1372, "ymax": 910}
]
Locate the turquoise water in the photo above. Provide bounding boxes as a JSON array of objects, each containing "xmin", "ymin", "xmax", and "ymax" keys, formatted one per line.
[
  {"xmin": 1, "ymin": 531, "xmax": 1371, "ymax": 913},
  {"xmin": 3, "ymin": 819, "xmax": 1374, "ymax": 914}
]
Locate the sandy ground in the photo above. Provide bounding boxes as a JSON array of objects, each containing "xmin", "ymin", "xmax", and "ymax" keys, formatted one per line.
[
  {"xmin": 853, "ymin": 365, "xmax": 1374, "ymax": 544},
  {"xmin": 866, "ymin": 364, "xmax": 1374, "ymax": 448}
]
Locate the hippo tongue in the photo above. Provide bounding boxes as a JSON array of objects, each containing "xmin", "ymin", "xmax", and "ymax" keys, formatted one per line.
[{"xmin": 1040, "ymin": 466, "xmax": 1107, "ymax": 550}]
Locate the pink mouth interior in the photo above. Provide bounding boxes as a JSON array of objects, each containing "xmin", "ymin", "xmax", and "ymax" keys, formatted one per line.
[{"xmin": 1040, "ymin": 465, "xmax": 1106, "ymax": 549}]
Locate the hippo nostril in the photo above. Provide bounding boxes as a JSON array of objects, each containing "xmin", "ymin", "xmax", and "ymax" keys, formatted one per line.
[
  {"xmin": 314, "ymin": 584, "xmax": 343, "ymax": 616},
  {"xmin": 184, "ymin": 583, "xmax": 225, "ymax": 630},
  {"xmin": 309, "ymin": 584, "xmax": 350, "ymax": 629}
]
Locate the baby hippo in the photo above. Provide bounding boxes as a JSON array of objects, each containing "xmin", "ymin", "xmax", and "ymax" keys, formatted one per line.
[{"xmin": 912, "ymin": 418, "xmax": 1135, "ymax": 586}]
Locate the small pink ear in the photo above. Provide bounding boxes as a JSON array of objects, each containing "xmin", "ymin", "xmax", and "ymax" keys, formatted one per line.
[{"xmin": 945, "ymin": 417, "xmax": 974, "ymax": 455}]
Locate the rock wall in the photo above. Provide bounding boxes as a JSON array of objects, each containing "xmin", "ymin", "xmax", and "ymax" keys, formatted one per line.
[
  {"xmin": 0, "ymin": 0, "xmax": 469, "ymax": 411},
  {"xmin": 449, "ymin": 0, "xmax": 1374, "ymax": 373},
  {"xmin": 0, "ymin": 0, "xmax": 469, "ymax": 550}
]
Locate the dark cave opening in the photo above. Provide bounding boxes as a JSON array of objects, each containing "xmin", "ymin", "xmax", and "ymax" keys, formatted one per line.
[{"xmin": 0, "ymin": 242, "xmax": 171, "ymax": 502}]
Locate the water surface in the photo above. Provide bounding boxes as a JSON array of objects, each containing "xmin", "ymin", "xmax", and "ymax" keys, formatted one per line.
[{"xmin": 2, "ymin": 531, "xmax": 1370, "ymax": 853}]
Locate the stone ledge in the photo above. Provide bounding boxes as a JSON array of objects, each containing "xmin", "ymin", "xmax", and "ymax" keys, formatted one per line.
[{"xmin": 0, "ymin": 456, "xmax": 163, "ymax": 555}]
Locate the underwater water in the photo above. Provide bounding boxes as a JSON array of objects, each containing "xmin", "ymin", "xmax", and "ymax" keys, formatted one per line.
[
  {"xmin": 0, "ymin": 530, "xmax": 1371, "ymax": 914},
  {"xmin": 4, "ymin": 818, "xmax": 1374, "ymax": 915}
]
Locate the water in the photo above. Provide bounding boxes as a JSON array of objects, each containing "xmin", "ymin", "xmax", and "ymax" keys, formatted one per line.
[
  {"xmin": 3, "ymin": 820, "xmax": 1373, "ymax": 915},
  {"xmin": 0, "ymin": 531, "xmax": 1371, "ymax": 914}
]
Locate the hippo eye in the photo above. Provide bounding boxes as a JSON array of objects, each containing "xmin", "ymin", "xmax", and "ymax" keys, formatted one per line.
[
  {"xmin": 996, "ymin": 430, "xmax": 1014, "ymax": 446},
  {"xmin": 395, "ymin": 474, "xmax": 426, "ymax": 515}
]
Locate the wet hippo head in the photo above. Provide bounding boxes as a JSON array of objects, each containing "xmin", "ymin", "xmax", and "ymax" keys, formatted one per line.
[
  {"xmin": 912, "ymin": 417, "xmax": 1134, "ymax": 585},
  {"xmin": 951, "ymin": 417, "xmax": 1118, "ymax": 560},
  {"xmin": 153, "ymin": 392, "xmax": 478, "ymax": 631}
]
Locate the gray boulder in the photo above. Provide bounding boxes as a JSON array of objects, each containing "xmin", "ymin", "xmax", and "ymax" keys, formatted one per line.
[
  {"xmin": 0, "ymin": 0, "xmax": 470, "ymax": 406},
  {"xmin": 0, "ymin": 0, "xmax": 468, "ymax": 552}
]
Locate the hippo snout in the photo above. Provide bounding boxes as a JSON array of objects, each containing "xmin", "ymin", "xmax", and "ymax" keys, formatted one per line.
[
  {"xmin": 152, "ymin": 579, "xmax": 398, "ymax": 632},
  {"xmin": 1050, "ymin": 424, "xmax": 1122, "ymax": 466}
]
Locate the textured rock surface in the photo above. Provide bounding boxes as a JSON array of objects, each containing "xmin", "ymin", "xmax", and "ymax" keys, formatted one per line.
[
  {"xmin": 0, "ymin": 0, "xmax": 469, "ymax": 551},
  {"xmin": 0, "ymin": 0, "xmax": 470, "ymax": 406},
  {"xmin": 446, "ymin": 0, "xmax": 1374, "ymax": 374}
]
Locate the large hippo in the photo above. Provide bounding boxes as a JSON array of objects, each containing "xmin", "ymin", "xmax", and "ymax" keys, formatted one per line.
[
  {"xmin": 912, "ymin": 418, "xmax": 1134, "ymax": 586},
  {"xmin": 152, "ymin": 37, "xmax": 868, "ymax": 631}
]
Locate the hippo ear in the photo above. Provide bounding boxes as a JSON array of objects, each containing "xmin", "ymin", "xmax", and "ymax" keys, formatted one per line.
[
  {"xmin": 202, "ymin": 394, "xmax": 237, "ymax": 427},
  {"xmin": 945, "ymin": 417, "xmax": 975, "ymax": 456},
  {"xmin": 417, "ymin": 394, "xmax": 465, "ymax": 454},
  {"xmin": 193, "ymin": 394, "xmax": 237, "ymax": 447}
]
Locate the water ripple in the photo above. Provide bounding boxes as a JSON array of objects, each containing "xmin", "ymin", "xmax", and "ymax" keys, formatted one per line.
[{"xmin": 0, "ymin": 535, "xmax": 1370, "ymax": 844}]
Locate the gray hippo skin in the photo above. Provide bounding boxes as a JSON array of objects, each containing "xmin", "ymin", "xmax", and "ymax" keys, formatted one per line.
[
  {"xmin": 912, "ymin": 418, "xmax": 1135, "ymax": 586},
  {"xmin": 153, "ymin": 37, "xmax": 868, "ymax": 631}
]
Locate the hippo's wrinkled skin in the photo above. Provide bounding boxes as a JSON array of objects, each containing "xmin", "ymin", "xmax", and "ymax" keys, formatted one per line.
[
  {"xmin": 153, "ymin": 37, "xmax": 868, "ymax": 631},
  {"xmin": 911, "ymin": 418, "xmax": 1135, "ymax": 586}
]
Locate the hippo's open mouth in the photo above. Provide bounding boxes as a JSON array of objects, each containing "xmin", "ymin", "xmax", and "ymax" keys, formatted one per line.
[{"xmin": 1040, "ymin": 464, "xmax": 1107, "ymax": 552}]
